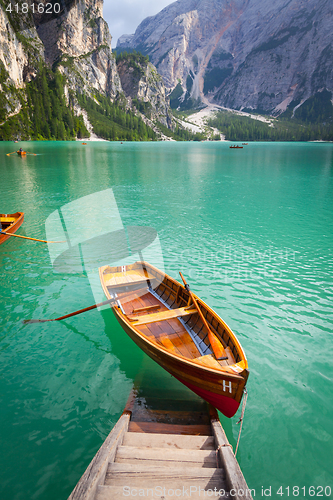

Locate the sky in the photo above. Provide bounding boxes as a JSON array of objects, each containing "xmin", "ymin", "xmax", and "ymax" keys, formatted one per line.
[{"xmin": 103, "ymin": 0, "xmax": 174, "ymax": 48}]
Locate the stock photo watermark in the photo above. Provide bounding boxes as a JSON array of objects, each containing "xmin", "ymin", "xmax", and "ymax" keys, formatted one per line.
[
  {"xmin": 177, "ymin": 246, "xmax": 298, "ymax": 283},
  {"xmin": 122, "ymin": 485, "xmax": 332, "ymax": 498}
]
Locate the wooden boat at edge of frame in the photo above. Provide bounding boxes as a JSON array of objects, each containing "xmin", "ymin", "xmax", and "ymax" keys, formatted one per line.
[
  {"xmin": 0, "ymin": 212, "xmax": 24, "ymax": 245},
  {"xmin": 99, "ymin": 261, "xmax": 249, "ymax": 418}
]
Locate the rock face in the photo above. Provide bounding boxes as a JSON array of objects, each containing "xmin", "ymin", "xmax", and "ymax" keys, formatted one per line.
[
  {"xmin": 0, "ymin": 8, "xmax": 44, "ymax": 118},
  {"xmin": 0, "ymin": 0, "xmax": 172, "ymax": 131},
  {"xmin": 118, "ymin": 0, "xmax": 333, "ymax": 115},
  {"xmin": 116, "ymin": 54, "xmax": 172, "ymax": 127},
  {"xmin": 35, "ymin": 0, "xmax": 121, "ymax": 98}
]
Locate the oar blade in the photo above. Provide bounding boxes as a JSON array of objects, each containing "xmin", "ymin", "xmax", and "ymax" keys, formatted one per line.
[{"xmin": 208, "ymin": 331, "xmax": 227, "ymax": 360}]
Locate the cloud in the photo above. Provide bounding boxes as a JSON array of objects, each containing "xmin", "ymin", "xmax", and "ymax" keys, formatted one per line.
[{"xmin": 103, "ymin": 0, "xmax": 173, "ymax": 47}]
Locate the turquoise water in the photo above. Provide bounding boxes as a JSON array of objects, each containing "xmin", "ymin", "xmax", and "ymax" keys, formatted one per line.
[{"xmin": 0, "ymin": 141, "xmax": 332, "ymax": 499}]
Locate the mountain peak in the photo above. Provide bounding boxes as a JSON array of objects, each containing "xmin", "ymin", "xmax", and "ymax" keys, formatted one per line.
[{"xmin": 118, "ymin": 0, "xmax": 333, "ymax": 116}]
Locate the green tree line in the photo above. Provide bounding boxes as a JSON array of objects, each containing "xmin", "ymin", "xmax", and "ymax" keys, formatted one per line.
[
  {"xmin": 208, "ymin": 110, "xmax": 333, "ymax": 142},
  {"xmin": 77, "ymin": 93, "xmax": 156, "ymax": 141},
  {"xmin": 0, "ymin": 63, "xmax": 89, "ymax": 140}
]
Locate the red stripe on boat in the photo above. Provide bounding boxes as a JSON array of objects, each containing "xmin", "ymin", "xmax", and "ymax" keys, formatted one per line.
[{"xmin": 176, "ymin": 376, "xmax": 240, "ymax": 418}]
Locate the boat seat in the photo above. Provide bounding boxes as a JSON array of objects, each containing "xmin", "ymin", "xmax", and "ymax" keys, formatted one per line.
[
  {"xmin": 128, "ymin": 306, "xmax": 197, "ymax": 326},
  {"xmin": 132, "ymin": 304, "xmax": 161, "ymax": 314},
  {"xmin": 0, "ymin": 217, "xmax": 15, "ymax": 223}
]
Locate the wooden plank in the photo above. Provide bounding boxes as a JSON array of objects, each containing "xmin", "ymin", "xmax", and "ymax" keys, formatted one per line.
[
  {"xmin": 122, "ymin": 432, "xmax": 215, "ymax": 450},
  {"xmin": 172, "ymin": 331, "xmax": 200, "ymax": 358},
  {"xmin": 225, "ymin": 346, "xmax": 236, "ymax": 365},
  {"xmin": 144, "ymin": 321, "xmax": 171, "ymax": 344},
  {"xmin": 192, "ymin": 354, "xmax": 226, "ymax": 370},
  {"xmin": 106, "ymin": 462, "xmax": 223, "ymax": 479},
  {"xmin": 159, "ymin": 335, "xmax": 179, "ymax": 354},
  {"xmin": 164, "ymin": 317, "xmax": 187, "ymax": 333},
  {"xmin": 158, "ymin": 322, "xmax": 200, "ymax": 359},
  {"xmin": 67, "ymin": 413, "xmax": 130, "ymax": 500},
  {"xmin": 115, "ymin": 445, "xmax": 217, "ymax": 467},
  {"xmin": 210, "ymin": 414, "xmax": 253, "ymax": 500},
  {"xmin": 136, "ymin": 324, "xmax": 156, "ymax": 339},
  {"xmin": 96, "ymin": 484, "xmax": 229, "ymax": 500},
  {"xmin": 128, "ymin": 421, "xmax": 211, "ymax": 435},
  {"xmin": 0, "ymin": 217, "xmax": 16, "ymax": 223},
  {"xmin": 132, "ymin": 304, "xmax": 161, "ymax": 314},
  {"xmin": 128, "ymin": 307, "xmax": 197, "ymax": 326}
]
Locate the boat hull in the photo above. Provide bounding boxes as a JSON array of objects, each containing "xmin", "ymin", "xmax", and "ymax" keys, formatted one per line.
[
  {"xmin": 112, "ymin": 306, "xmax": 248, "ymax": 418},
  {"xmin": 0, "ymin": 212, "xmax": 24, "ymax": 245}
]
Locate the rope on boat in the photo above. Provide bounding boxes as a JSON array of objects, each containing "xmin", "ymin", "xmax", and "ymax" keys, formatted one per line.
[{"xmin": 235, "ymin": 388, "xmax": 248, "ymax": 457}]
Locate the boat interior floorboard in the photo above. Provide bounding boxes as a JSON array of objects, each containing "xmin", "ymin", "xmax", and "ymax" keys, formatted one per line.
[
  {"xmin": 114, "ymin": 283, "xmax": 235, "ymax": 366},
  {"xmin": 119, "ymin": 289, "xmax": 202, "ymax": 359}
]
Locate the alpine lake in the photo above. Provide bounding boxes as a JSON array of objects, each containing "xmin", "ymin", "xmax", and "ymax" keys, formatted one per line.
[{"xmin": 0, "ymin": 140, "xmax": 332, "ymax": 500}]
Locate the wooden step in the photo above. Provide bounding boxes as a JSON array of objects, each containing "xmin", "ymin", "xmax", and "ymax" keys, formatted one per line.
[
  {"xmin": 105, "ymin": 463, "xmax": 225, "ymax": 487},
  {"xmin": 128, "ymin": 421, "xmax": 211, "ymax": 435},
  {"xmin": 122, "ymin": 432, "xmax": 215, "ymax": 450},
  {"xmin": 130, "ymin": 407, "xmax": 210, "ymax": 425},
  {"xmin": 115, "ymin": 445, "xmax": 217, "ymax": 468},
  {"xmin": 96, "ymin": 484, "xmax": 228, "ymax": 499}
]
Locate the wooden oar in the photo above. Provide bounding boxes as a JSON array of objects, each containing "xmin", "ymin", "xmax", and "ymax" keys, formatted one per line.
[
  {"xmin": 6, "ymin": 151, "xmax": 17, "ymax": 156},
  {"xmin": 0, "ymin": 230, "xmax": 64, "ymax": 243},
  {"xmin": 23, "ymin": 298, "xmax": 115, "ymax": 324},
  {"xmin": 179, "ymin": 272, "xmax": 228, "ymax": 361}
]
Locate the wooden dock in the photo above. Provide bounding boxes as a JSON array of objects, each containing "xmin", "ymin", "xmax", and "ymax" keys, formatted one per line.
[{"xmin": 68, "ymin": 387, "xmax": 253, "ymax": 500}]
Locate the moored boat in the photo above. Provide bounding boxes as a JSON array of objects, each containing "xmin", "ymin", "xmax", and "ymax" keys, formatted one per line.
[
  {"xmin": 0, "ymin": 212, "xmax": 24, "ymax": 245},
  {"xmin": 99, "ymin": 261, "xmax": 249, "ymax": 418}
]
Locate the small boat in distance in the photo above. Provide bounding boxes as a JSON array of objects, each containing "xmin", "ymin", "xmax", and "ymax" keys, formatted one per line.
[
  {"xmin": 82, "ymin": 143, "xmax": 87, "ymax": 145},
  {"xmin": 229, "ymin": 145, "xmax": 243, "ymax": 149},
  {"xmin": 99, "ymin": 261, "xmax": 249, "ymax": 418},
  {"xmin": 0, "ymin": 212, "xmax": 24, "ymax": 245},
  {"xmin": 242, "ymin": 143, "xmax": 248, "ymax": 145}
]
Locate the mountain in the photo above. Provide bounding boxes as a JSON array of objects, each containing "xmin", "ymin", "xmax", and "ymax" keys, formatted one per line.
[
  {"xmin": 117, "ymin": 0, "xmax": 333, "ymax": 119},
  {"xmin": 0, "ymin": 0, "xmax": 173, "ymax": 140}
]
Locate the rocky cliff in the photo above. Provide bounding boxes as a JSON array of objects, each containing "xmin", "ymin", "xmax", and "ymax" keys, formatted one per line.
[
  {"xmin": 0, "ymin": 5, "xmax": 44, "ymax": 121},
  {"xmin": 117, "ymin": 0, "xmax": 333, "ymax": 117},
  {"xmin": 35, "ymin": 0, "xmax": 122, "ymax": 98},
  {"xmin": 116, "ymin": 52, "xmax": 172, "ymax": 127},
  {"xmin": 0, "ymin": 0, "xmax": 173, "ymax": 137}
]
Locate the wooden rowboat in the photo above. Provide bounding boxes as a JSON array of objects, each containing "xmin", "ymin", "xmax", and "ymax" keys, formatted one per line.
[
  {"xmin": 99, "ymin": 262, "xmax": 249, "ymax": 418},
  {"xmin": 0, "ymin": 212, "xmax": 24, "ymax": 245},
  {"xmin": 229, "ymin": 145, "xmax": 243, "ymax": 149},
  {"xmin": 17, "ymin": 150, "xmax": 27, "ymax": 156}
]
